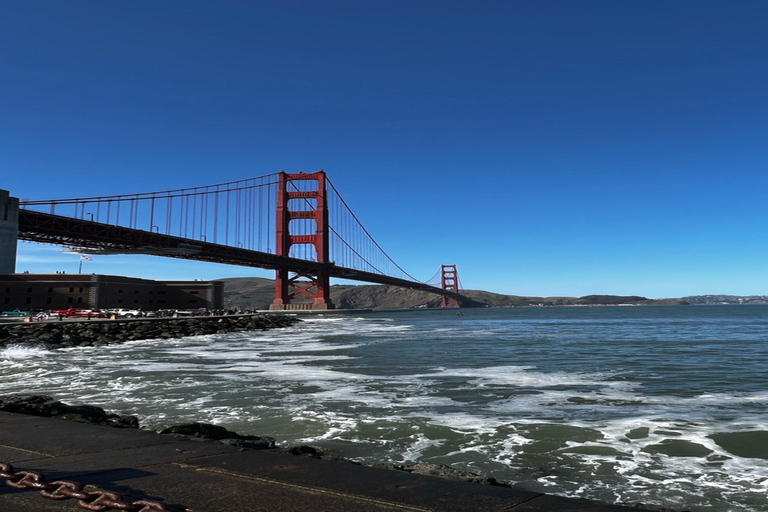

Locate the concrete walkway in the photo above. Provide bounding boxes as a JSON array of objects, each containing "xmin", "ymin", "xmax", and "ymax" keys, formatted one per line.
[{"xmin": 0, "ymin": 410, "xmax": 654, "ymax": 512}]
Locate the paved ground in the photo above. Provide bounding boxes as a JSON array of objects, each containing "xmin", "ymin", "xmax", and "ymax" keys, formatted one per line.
[{"xmin": 0, "ymin": 410, "xmax": 655, "ymax": 512}]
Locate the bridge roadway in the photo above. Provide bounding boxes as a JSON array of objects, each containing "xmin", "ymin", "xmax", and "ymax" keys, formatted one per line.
[
  {"xmin": 0, "ymin": 410, "xmax": 658, "ymax": 512},
  {"xmin": 18, "ymin": 209, "xmax": 461, "ymax": 300}
]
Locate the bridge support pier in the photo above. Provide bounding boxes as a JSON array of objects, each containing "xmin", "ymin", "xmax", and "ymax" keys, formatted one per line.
[
  {"xmin": 271, "ymin": 269, "xmax": 333, "ymax": 310},
  {"xmin": 270, "ymin": 172, "xmax": 335, "ymax": 311},
  {"xmin": 441, "ymin": 264, "xmax": 461, "ymax": 308},
  {"xmin": 0, "ymin": 190, "xmax": 19, "ymax": 274}
]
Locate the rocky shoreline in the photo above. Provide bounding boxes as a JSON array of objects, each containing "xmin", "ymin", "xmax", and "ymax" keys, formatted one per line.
[
  {"xmin": 0, "ymin": 394, "xmax": 680, "ymax": 511},
  {"xmin": 0, "ymin": 394, "xmax": 498, "ymax": 486},
  {"xmin": 0, "ymin": 313, "xmax": 301, "ymax": 348}
]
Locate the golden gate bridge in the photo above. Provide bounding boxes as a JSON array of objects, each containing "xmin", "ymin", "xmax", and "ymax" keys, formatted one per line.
[{"xmin": 12, "ymin": 171, "xmax": 465, "ymax": 310}]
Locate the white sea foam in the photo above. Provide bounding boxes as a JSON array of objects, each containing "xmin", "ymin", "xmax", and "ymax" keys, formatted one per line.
[
  {"xmin": 0, "ymin": 344, "xmax": 52, "ymax": 360},
  {"xmin": 417, "ymin": 412, "xmax": 508, "ymax": 433},
  {"xmin": 409, "ymin": 364, "xmax": 631, "ymax": 390},
  {"xmin": 1, "ymin": 309, "xmax": 766, "ymax": 512},
  {"xmin": 400, "ymin": 433, "xmax": 445, "ymax": 462}
]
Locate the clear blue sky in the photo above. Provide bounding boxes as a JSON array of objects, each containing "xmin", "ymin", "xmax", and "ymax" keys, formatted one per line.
[{"xmin": 3, "ymin": 1, "xmax": 768, "ymax": 298}]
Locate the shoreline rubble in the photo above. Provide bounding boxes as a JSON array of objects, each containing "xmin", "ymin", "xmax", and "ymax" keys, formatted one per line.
[{"xmin": 0, "ymin": 313, "xmax": 301, "ymax": 348}]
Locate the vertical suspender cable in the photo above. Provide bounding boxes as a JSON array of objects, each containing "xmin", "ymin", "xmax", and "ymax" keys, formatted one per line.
[
  {"xmin": 267, "ymin": 182, "xmax": 272, "ymax": 253},
  {"xmin": 191, "ymin": 191, "xmax": 197, "ymax": 240},
  {"xmin": 213, "ymin": 188, "xmax": 219, "ymax": 244},
  {"xmin": 202, "ymin": 191, "xmax": 208, "ymax": 241},
  {"xmin": 247, "ymin": 182, "xmax": 253, "ymax": 249},
  {"xmin": 166, "ymin": 194, "xmax": 172, "ymax": 235},
  {"xmin": 149, "ymin": 196, "xmax": 155, "ymax": 232},
  {"xmin": 225, "ymin": 189, "xmax": 230, "ymax": 246},
  {"xmin": 235, "ymin": 189, "xmax": 241, "ymax": 247},
  {"xmin": 258, "ymin": 184, "xmax": 263, "ymax": 251},
  {"xmin": 181, "ymin": 195, "xmax": 187, "ymax": 238}
]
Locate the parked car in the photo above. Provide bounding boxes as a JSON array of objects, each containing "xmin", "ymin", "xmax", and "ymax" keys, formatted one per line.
[
  {"xmin": 1, "ymin": 309, "xmax": 30, "ymax": 317},
  {"xmin": 175, "ymin": 308, "xmax": 209, "ymax": 316},
  {"xmin": 106, "ymin": 308, "xmax": 143, "ymax": 318},
  {"xmin": 52, "ymin": 308, "xmax": 108, "ymax": 318}
]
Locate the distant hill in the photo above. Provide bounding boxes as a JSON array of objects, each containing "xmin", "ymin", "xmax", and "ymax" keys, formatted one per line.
[
  {"xmin": 219, "ymin": 277, "xmax": 276, "ymax": 310},
  {"xmin": 681, "ymin": 295, "xmax": 768, "ymax": 305},
  {"xmin": 218, "ymin": 277, "xmax": 464, "ymax": 310},
  {"xmin": 461, "ymin": 290, "xmax": 685, "ymax": 307},
  {"xmin": 218, "ymin": 277, "xmax": 688, "ymax": 310}
]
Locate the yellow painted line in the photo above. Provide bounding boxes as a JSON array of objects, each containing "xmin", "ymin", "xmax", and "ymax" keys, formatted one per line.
[{"xmin": 0, "ymin": 444, "xmax": 53, "ymax": 456}]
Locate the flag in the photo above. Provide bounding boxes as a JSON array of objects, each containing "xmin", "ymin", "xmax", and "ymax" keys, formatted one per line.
[{"xmin": 80, "ymin": 255, "xmax": 93, "ymax": 261}]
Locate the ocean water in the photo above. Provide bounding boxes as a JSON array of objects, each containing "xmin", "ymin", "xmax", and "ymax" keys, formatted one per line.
[{"xmin": 1, "ymin": 305, "xmax": 767, "ymax": 511}]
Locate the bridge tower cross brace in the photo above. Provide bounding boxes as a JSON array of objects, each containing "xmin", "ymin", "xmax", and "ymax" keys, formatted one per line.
[
  {"xmin": 441, "ymin": 264, "xmax": 461, "ymax": 308},
  {"xmin": 270, "ymin": 171, "xmax": 335, "ymax": 311}
]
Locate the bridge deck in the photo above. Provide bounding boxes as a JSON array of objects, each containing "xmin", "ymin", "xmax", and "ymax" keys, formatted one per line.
[
  {"xmin": 17, "ymin": 209, "xmax": 462, "ymax": 299},
  {"xmin": 0, "ymin": 410, "xmax": 653, "ymax": 512}
]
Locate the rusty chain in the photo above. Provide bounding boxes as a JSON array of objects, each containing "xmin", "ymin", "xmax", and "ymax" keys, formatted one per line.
[{"xmin": 0, "ymin": 462, "xmax": 173, "ymax": 511}]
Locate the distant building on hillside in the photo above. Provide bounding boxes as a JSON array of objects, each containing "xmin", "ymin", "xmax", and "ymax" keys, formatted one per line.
[{"xmin": 0, "ymin": 274, "xmax": 223, "ymax": 311}]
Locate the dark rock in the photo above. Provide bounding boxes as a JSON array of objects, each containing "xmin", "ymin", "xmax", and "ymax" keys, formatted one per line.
[
  {"xmin": 160, "ymin": 422, "xmax": 236, "ymax": 440},
  {"xmin": 371, "ymin": 462, "xmax": 510, "ymax": 487},
  {"xmin": 284, "ymin": 445, "xmax": 329, "ymax": 458},
  {"xmin": 220, "ymin": 438, "xmax": 275, "ymax": 450},
  {"xmin": 159, "ymin": 422, "xmax": 275, "ymax": 449},
  {"xmin": 0, "ymin": 394, "xmax": 139, "ymax": 428},
  {"xmin": 0, "ymin": 394, "xmax": 53, "ymax": 410}
]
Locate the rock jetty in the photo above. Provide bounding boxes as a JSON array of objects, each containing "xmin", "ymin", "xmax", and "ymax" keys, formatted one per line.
[{"xmin": 0, "ymin": 314, "xmax": 300, "ymax": 348}]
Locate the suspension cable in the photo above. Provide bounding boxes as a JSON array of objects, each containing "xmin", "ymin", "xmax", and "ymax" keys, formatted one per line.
[
  {"xmin": 326, "ymin": 177, "xmax": 421, "ymax": 282},
  {"xmin": 19, "ymin": 173, "xmax": 281, "ymax": 205}
]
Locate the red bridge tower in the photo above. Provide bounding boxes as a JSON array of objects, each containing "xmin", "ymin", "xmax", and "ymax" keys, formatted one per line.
[
  {"xmin": 269, "ymin": 171, "xmax": 334, "ymax": 310},
  {"xmin": 441, "ymin": 264, "xmax": 461, "ymax": 308}
]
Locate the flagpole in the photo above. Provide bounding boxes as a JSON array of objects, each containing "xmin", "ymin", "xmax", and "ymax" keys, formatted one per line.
[{"xmin": 78, "ymin": 257, "xmax": 83, "ymax": 273}]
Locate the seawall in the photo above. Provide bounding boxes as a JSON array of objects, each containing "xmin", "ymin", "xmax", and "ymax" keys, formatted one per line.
[{"xmin": 0, "ymin": 314, "xmax": 301, "ymax": 348}]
